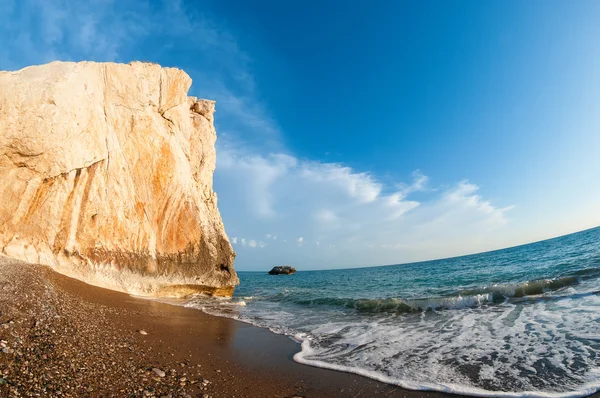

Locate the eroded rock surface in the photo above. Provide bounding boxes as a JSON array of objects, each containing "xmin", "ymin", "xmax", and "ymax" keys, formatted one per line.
[{"xmin": 0, "ymin": 61, "xmax": 237, "ymax": 297}]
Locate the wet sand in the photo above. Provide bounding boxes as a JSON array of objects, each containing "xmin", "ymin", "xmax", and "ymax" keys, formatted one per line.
[{"xmin": 2, "ymin": 256, "xmax": 595, "ymax": 398}]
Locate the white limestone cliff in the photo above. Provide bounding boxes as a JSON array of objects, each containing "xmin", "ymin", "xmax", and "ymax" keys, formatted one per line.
[{"xmin": 0, "ymin": 61, "xmax": 238, "ymax": 297}]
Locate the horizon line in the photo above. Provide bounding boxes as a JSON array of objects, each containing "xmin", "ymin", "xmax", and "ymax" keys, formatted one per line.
[{"xmin": 237, "ymin": 224, "xmax": 600, "ymax": 273}]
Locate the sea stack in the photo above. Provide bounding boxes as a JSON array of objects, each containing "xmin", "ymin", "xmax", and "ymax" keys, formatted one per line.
[
  {"xmin": 0, "ymin": 61, "xmax": 238, "ymax": 297},
  {"xmin": 268, "ymin": 266, "xmax": 296, "ymax": 275}
]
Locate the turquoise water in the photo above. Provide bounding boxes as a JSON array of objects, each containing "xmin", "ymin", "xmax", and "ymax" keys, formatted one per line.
[{"xmin": 187, "ymin": 227, "xmax": 600, "ymax": 397}]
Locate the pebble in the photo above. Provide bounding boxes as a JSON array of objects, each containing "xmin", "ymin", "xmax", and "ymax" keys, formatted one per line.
[
  {"xmin": 139, "ymin": 330, "xmax": 148, "ymax": 335},
  {"xmin": 152, "ymin": 368, "xmax": 166, "ymax": 377},
  {"xmin": 2, "ymin": 347, "xmax": 14, "ymax": 354}
]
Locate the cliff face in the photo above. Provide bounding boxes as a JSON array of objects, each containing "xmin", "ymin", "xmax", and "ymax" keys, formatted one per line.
[{"xmin": 0, "ymin": 61, "xmax": 238, "ymax": 297}]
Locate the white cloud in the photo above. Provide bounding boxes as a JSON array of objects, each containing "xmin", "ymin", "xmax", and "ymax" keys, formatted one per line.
[
  {"xmin": 232, "ymin": 237, "xmax": 265, "ymax": 250},
  {"xmin": 443, "ymin": 181, "xmax": 514, "ymax": 227},
  {"xmin": 216, "ymin": 144, "xmax": 513, "ymax": 268},
  {"xmin": 299, "ymin": 163, "xmax": 381, "ymax": 204},
  {"xmin": 399, "ymin": 169, "xmax": 429, "ymax": 195}
]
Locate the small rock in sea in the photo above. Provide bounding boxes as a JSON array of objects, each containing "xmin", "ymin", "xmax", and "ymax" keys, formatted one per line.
[
  {"xmin": 139, "ymin": 330, "xmax": 148, "ymax": 335},
  {"xmin": 268, "ymin": 265, "xmax": 296, "ymax": 275},
  {"xmin": 152, "ymin": 368, "xmax": 166, "ymax": 377}
]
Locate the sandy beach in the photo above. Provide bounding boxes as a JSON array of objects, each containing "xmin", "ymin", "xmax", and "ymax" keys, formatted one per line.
[{"xmin": 0, "ymin": 256, "xmax": 455, "ymax": 398}]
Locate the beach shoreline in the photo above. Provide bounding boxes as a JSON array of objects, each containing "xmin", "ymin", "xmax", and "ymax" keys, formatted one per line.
[{"xmin": 0, "ymin": 255, "xmax": 454, "ymax": 398}]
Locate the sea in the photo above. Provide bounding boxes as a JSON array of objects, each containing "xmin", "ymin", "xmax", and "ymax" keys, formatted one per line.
[{"xmin": 186, "ymin": 226, "xmax": 600, "ymax": 397}]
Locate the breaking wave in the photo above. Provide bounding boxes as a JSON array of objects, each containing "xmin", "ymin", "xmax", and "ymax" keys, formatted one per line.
[{"xmin": 292, "ymin": 270, "xmax": 600, "ymax": 314}]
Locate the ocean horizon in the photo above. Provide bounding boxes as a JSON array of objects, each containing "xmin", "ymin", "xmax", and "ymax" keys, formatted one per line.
[{"xmin": 239, "ymin": 226, "xmax": 599, "ymax": 273}]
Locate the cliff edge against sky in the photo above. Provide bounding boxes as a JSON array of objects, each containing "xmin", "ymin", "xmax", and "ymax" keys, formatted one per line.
[{"xmin": 0, "ymin": 61, "xmax": 238, "ymax": 297}]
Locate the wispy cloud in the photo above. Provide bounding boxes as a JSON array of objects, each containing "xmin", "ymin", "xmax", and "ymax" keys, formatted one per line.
[
  {"xmin": 216, "ymin": 144, "xmax": 512, "ymax": 267},
  {"xmin": 398, "ymin": 170, "xmax": 430, "ymax": 195},
  {"xmin": 0, "ymin": 0, "xmax": 154, "ymax": 68}
]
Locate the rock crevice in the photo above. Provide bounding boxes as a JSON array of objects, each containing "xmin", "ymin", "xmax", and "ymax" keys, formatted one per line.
[{"xmin": 0, "ymin": 61, "xmax": 238, "ymax": 297}]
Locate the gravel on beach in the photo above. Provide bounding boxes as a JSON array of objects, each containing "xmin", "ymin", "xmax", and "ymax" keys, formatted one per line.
[{"xmin": 0, "ymin": 257, "xmax": 216, "ymax": 398}]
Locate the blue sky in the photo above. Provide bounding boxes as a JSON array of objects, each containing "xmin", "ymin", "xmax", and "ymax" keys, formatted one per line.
[{"xmin": 1, "ymin": 0, "xmax": 599, "ymax": 270}]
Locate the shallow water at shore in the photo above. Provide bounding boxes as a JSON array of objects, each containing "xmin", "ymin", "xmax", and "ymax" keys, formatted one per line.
[{"xmin": 186, "ymin": 226, "xmax": 600, "ymax": 397}]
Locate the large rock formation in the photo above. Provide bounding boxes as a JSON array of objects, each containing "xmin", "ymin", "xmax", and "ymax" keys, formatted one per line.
[{"xmin": 0, "ymin": 61, "xmax": 238, "ymax": 297}]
